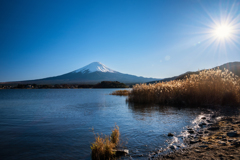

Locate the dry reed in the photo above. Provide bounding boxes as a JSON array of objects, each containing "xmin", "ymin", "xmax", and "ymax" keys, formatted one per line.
[
  {"xmin": 128, "ymin": 68, "xmax": 240, "ymax": 106},
  {"xmin": 110, "ymin": 125, "xmax": 120, "ymax": 145},
  {"xmin": 91, "ymin": 125, "xmax": 120, "ymax": 160},
  {"xmin": 110, "ymin": 90, "xmax": 130, "ymax": 96}
]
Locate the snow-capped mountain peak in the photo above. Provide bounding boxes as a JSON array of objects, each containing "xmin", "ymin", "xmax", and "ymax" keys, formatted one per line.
[{"xmin": 74, "ymin": 62, "xmax": 116, "ymax": 73}]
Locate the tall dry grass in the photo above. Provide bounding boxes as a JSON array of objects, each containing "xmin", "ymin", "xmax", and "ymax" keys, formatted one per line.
[
  {"xmin": 91, "ymin": 125, "xmax": 120, "ymax": 160},
  {"xmin": 128, "ymin": 68, "xmax": 240, "ymax": 106},
  {"xmin": 110, "ymin": 126, "xmax": 120, "ymax": 144},
  {"xmin": 110, "ymin": 90, "xmax": 130, "ymax": 96}
]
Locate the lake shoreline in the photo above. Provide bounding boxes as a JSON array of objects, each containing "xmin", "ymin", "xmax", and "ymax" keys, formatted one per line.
[{"xmin": 156, "ymin": 108, "xmax": 240, "ymax": 160}]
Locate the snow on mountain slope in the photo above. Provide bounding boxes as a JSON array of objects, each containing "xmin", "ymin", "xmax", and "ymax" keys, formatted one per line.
[{"xmin": 73, "ymin": 62, "xmax": 116, "ymax": 73}]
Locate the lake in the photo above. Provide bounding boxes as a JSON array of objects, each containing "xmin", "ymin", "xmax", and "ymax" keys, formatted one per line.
[{"xmin": 0, "ymin": 89, "xmax": 206, "ymax": 159}]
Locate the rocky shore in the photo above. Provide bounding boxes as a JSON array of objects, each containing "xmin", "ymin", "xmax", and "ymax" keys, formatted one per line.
[{"xmin": 156, "ymin": 111, "xmax": 240, "ymax": 160}]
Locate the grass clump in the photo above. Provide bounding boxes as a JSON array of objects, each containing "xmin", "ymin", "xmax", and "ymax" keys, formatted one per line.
[
  {"xmin": 128, "ymin": 68, "xmax": 240, "ymax": 106},
  {"xmin": 110, "ymin": 90, "xmax": 130, "ymax": 96},
  {"xmin": 110, "ymin": 126, "xmax": 120, "ymax": 144},
  {"xmin": 91, "ymin": 125, "xmax": 120, "ymax": 160}
]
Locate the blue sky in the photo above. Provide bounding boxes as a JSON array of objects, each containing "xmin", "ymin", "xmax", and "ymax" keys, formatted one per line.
[{"xmin": 1, "ymin": 0, "xmax": 240, "ymax": 82}]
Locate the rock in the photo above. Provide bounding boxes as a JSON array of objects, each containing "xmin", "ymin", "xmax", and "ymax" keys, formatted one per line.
[
  {"xmin": 194, "ymin": 149, "xmax": 202, "ymax": 153},
  {"xmin": 224, "ymin": 117, "xmax": 233, "ymax": 122},
  {"xmin": 227, "ymin": 131, "xmax": 237, "ymax": 137},
  {"xmin": 190, "ymin": 140, "xmax": 199, "ymax": 144},
  {"xmin": 169, "ymin": 145, "xmax": 176, "ymax": 150},
  {"xmin": 201, "ymin": 117, "xmax": 206, "ymax": 119},
  {"xmin": 199, "ymin": 122, "xmax": 207, "ymax": 127},
  {"xmin": 228, "ymin": 139, "xmax": 235, "ymax": 142},
  {"xmin": 232, "ymin": 140, "xmax": 240, "ymax": 146},
  {"xmin": 218, "ymin": 141, "xmax": 227, "ymax": 146},
  {"xmin": 204, "ymin": 130, "xmax": 209, "ymax": 134},
  {"xmin": 198, "ymin": 131, "xmax": 203, "ymax": 134},
  {"xmin": 233, "ymin": 121, "xmax": 240, "ymax": 124},
  {"xmin": 208, "ymin": 126, "xmax": 219, "ymax": 131},
  {"xmin": 199, "ymin": 145, "xmax": 208, "ymax": 148},
  {"xmin": 229, "ymin": 155, "xmax": 235, "ymax": 159},
  {"xmin": 168, "ymin": 133, "xmax": 174, "ymax": 136},
  {"xmin": 207, "ymin": 123, "xmax": 214, "ymax": 126},
  {"xmin": 113, "ymin": 149, "xmax": 129, "ymax": 156},
  {"xmin": 202, "ymin": 141, "xmax": 211, "ymax": 144},
  {"xmin": 206, "ymin": 120, "xmax": 212, "ymax": 123},
  {"xmin": 188, "ymin": 130, "xmax": 194, "ymax": 134}
]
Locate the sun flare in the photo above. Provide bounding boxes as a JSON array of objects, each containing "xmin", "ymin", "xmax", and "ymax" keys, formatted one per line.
[
  {"xmin": 196, "ymin": 3, "xmax": 240, "ymax": 53},
  {"xmin": 214, "ymin": 24, "xmax": 232, "ymax": 39}
]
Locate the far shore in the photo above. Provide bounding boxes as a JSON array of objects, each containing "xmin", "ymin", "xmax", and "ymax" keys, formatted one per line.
[{"xmin": 0, "ymin": 81, "xmax": 131, "ymax": 89}]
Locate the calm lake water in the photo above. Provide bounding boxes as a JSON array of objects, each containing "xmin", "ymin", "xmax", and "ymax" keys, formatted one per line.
[{"xmin": 0, "ymin": 89, "xmax": 205, "ymax": 160}]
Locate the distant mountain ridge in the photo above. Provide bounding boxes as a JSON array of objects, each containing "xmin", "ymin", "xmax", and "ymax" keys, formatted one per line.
[
  {"xmin": 1, "ymin": 62, "xmax": 158, "ymax": 85},
  {"xmin": 175, "ymin": 62, "xmax": 240, "ymax": 80},
  {"xmin": 147, "ymin": 61, "xmax": 240, "ymax": 84}
]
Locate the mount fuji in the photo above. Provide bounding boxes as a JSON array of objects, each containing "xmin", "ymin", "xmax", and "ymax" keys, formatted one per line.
[{"xmin": 3, "ymin": 62, "xmax": 159, "ymax": 85}]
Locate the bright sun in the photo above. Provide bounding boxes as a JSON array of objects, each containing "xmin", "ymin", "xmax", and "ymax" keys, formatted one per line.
[
  {"xmin": 214, "ymin": 24, "xmax": 232, "ymax": 39},
  {"xmin": 196, "ymin": 4, "xmax": 240, "ymax": 51}
]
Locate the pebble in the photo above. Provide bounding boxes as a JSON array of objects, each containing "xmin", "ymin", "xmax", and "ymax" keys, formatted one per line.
[
  {"xmin": 190, "ymin": 140, "xmax": 199, "ymax": 144},
  {"xmin": 169, "ymin": 145, "xmax": 176, "ymax": 150},
  {"xmin": 229, "ymin": 155, "xmax": 235, "ymax": 159},
  {"xmin": 199, "ymin": 122, "xmax": 207, "ymax": 127},
  {"xmin": 208, "ymin": 126, "xmax": 219, "ymax": 131},
  {"xmin": 227, "ymin": 131, "xmax": 237, "ymax": 137},
  {"xmin": 202, "ymin": 141, "xmax": 211, "ymax": 144},
  {"xmin": 218, "ymin": 141, "xmax": 227, "ymax": 146},
  {"xmin": 188, "ymin": 130, "xmax": 194, "ymax": 134},
  {"xmin": 113, "ymin": 149, "xmax": 129, "ymax": 155},
  {"xmin": 168, "ymin": 133, "xmax": 174, "ymax": 136},
  {"xmin": 233, "ymin": 121, "xmax": 240, "ymax": 124},
  {"xmin": 194, "ymin": 149, "xmax": 202, "ymax": 153},
  {"xmin": 232, "ymin": 140, "xmax": 240, "ymax": 146},
  {"xmin": 199, "ymin": 145, "xmax": 208, "ymax": 148},
  {"xmin": 228, "ymin": 139, "xmax": 235, "ymax": 142}
]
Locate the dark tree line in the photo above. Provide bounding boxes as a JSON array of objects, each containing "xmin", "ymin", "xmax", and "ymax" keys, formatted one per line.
[{"xmin": 1, "ymin": 81, "xmax": 129, "ymax": 89}]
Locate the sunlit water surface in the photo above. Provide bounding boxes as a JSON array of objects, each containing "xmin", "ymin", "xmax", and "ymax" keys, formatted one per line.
[{"xmin": 0, "ymin": 89, "xmax": 206, "ymax": 159}]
